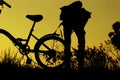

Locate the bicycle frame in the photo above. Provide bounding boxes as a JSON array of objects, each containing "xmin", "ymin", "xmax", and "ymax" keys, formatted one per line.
[
  {"xmin": 0, "ymin": 0, "xmax": 62, "ymax": 56},
  {"xmin": 0, "ymin": 0, "xmax": 66, "ymax": 69},
  {"xmin": 0, "ymin": 19, "xmax": 61, "ymax": 54},
  {"xmin": 0, "ymin": 21, "xmax": 38, "ymax": 54}
]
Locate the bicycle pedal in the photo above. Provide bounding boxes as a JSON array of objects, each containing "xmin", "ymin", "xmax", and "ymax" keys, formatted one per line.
[{"xmin": 26, "ymin": 58, "xmax": 32, "ymax": 64}]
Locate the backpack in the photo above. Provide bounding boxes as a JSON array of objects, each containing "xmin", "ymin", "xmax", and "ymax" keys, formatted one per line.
[{"xmin": 60, "ymin": 6, "xmax": 91, "ymax": 25}]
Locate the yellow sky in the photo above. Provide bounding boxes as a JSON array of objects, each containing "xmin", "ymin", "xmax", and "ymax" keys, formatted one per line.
[{"xmin": 0, "ymin": 0, "xmax": 120, "ymax": 50}]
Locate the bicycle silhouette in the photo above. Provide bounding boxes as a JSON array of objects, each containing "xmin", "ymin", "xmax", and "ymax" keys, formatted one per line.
[{"xmin": 0, "ymin": 0, "xmax": 66, "ymax": 70}]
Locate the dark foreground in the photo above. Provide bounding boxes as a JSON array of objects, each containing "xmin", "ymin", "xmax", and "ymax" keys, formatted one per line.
[{"xmin": 0, "ymin": 64, "xmax": 120, "ymax": 80}]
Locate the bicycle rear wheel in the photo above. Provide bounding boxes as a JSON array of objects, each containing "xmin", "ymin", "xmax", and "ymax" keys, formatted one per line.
[{"xmin": 34, "ymin": 36, "xmax": 65, "ymax": 70}]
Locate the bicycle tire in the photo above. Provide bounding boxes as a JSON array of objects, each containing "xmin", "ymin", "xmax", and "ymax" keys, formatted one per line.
[{"xmin": 34, "ymin": 36, "xmax": 65, "ymax": 70}]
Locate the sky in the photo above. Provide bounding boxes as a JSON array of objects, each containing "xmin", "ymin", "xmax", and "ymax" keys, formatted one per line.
[{"xmin": 0, "ymin": 0, "xmax": 120, "ymax": 50}]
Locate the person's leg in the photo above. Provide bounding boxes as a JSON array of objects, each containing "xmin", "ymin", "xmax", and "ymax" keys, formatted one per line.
[
  {"xmin": 63, "ymin": 25, "xmax": 72, "ymax": 70},
  {"xmin": 74, "ymin": 28, "xmax": 86, "ymax": 71}
]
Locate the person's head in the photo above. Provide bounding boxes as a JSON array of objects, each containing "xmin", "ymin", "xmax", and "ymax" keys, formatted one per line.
[
  {"xmin": 112, "ymin": 21, "xmax": 120, "ymax": 32},
  {"xmin": 70, "ymin": 1, "xmax": 82, "ymax": 8}
]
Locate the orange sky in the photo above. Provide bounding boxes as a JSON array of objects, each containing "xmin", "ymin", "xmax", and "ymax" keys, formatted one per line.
[{"xmin": 0, "ymin": 0, "xmax": 120, "ymax": 50}]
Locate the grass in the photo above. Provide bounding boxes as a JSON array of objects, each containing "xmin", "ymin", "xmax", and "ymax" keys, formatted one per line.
[{"xmin": 1, "ymin": 40, "xmax": 120, "ymax": 80}]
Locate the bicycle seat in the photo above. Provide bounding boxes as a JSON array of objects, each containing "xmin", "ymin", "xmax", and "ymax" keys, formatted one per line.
[{"xmin": 26, "ymin": 15, "xmax": 43, "ymax": 22}]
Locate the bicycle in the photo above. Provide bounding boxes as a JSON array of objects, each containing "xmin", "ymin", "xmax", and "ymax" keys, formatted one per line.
[{"xmin": 0, "ymin": 0, "xmax": 66, "ymax": 70}]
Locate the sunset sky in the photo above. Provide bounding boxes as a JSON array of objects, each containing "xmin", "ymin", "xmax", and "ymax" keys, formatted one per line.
[{"xmin": 0, "ymin": 0, "xmax": 120, "ymax": 50}]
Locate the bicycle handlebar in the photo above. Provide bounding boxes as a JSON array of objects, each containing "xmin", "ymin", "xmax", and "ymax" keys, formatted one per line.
[{"xmin": 0, "ymin": 0, "xmax": 11, "ymax": 8}]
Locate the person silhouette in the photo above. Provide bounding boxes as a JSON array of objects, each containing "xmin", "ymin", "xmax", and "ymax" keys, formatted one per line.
[{"xmin": 60, "ymin": 1, "xmax": 91, "ymax": 70}]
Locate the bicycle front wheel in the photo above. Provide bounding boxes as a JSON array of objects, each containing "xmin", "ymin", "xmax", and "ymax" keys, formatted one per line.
[{"xmin": 34, "ymin": 36, "xmax": 65, "ymax": 70}]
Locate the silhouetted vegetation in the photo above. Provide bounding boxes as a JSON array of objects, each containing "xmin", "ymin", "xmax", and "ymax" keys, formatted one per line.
[
  {"xmin": 70, "ymin": 40, "xmax": 120, "ymax": 71},
  {"xmin": 0, "ymin": 40, "xmax": 120, "ymax": 80},
  {"xmin": 85, "ymin": 40, "xmax": 120, "ymax": 70}
]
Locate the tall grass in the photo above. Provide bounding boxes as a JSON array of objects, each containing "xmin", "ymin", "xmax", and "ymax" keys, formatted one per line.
[
  {"xmin": 84, "ymin": 40, "xmax": 120, "ymax": 70},
  {"xmin": 0, "ymin": 48, "xmax": 41, "ymax": 70},
  {"xmin": 71, "ymin": 40, "xmax": 120, "ymax": 70},
  {"xmin": 0, "ymin": 40, "xmax": 120, "ymax": 71}
]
